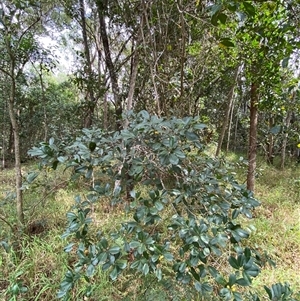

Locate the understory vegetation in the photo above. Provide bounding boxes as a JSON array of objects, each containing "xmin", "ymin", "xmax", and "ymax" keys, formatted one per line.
[
  {"xmin": 1, "ymin": 115, "xmax": 300, "ymax": 301},
  {"xmin": 1, "ymin": 1, "xmax": 300, "ymax": 300},
  {"xmin": 1, "ymin": 166, "xmax": 300, "ymax": 300}
]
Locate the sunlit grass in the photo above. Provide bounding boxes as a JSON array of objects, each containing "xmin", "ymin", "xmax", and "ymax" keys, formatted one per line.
[
  {"xmin": 1, "ymin": 157, "xmax": 300, "ymax": 300},
  {"xmin": 242, "ymin": 160, "xmax": 300, "ymax": 297}
]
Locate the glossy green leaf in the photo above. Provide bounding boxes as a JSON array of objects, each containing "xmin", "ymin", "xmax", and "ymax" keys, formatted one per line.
[
  {"xmin": 116, "ymin": 259, "xmax": 127, "ymax": 269},
  {"xmin": 243, "ymin": 2, "xmax": 256, "ymax": 16},
  {"xmin": 185, "ymin": 131, "xmax": 198, "ymax": 141},
  {"xmin": 169, "ymin": 153, "xmax": 179, "ymax": 165},
  {"xmin": 229, "ymin": 256, "xmax": 240, "ymax": 269},
  {"xmin": 163, "ymin": 252, "xmax": 173, "ymax": 261},
  {"xmin": 142, "ymin": 263, "xmax": 149, "ymax": 275},
  {"xmin": 155, "ymin": 268, "xmax": 162, "ymax": 280},
  {"xmin": 64, "ymin": 243, "xmax": 75, "ymax": 253},
  {"xmin": 236, "ymin": 277, "xmax": 250, "ymax": 286},
  {"xmin": 154, "ymin": 201, "xmax": 164, "ymax": 211},
  {"xmin": 129, "ymin": 241, "xmax": 140, "ymax": 248},
  {"xmin": 194, "ymin": 281, "xmax": 202, "ymax": 292},
  {"xmin": 98, "ymin": 252, "xmax": 108, "ymax": 264},
  {"xmin": 86, "ymin": 264, "xmax": 95, "ymax": 277},
  {"xmin": 215, "ymin": 274, "xmax": 227, "ymax": 286},
  {"xmin": 218, "ymin": 13, "xmax": 227, "ymax": 24},
  {"xmin": 110, "ymin": 266, "xmax": 118, "ymax": 280},
  {"xmin": 228, "ymin": 274, "xmax": 236, "ymax": 286},
  {"xmin": 109, "ymin": 246, "xmax": 120, "ymax": 255},
  {"xmin": 219, "ymin": 38, "xmax": 235, "ymax": 48}
]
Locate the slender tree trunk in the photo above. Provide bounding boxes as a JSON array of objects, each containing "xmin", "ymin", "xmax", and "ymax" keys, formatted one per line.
[
  {"xmin": 124, "ymin": 32, "xmax": 142, "ymax": 201},
  {"xmin": 281, "ymin": 110, "xmax": 293, "ymax": 169},
  {"xmin": 226, "ymin": 96, "xmax": 235, "ymax": 152},
  {"xmin": 141, "ymin": 0, "xmax": 161, "ymax": 116},
  {"xmin": 103, "ymin": 92, "xmax": 108, "ymax": 129},
  {"xmin": 126, "ymin": 45, "xmax": 140, "ymax": 112},
  {"xmin": 267, "ymin": 132, "xmax": 274, "ymax": 164},
  {"xmin": 2, "ymin": 94, "xmax": 6, "ymax": 169},
  {"xmin": 281, "ymin": 91, "xmax": 296, "ymax": 168},
  {"xmin": 2, "ymin": 136, "xmax": 5, "ymax": 169},
  {"xmin": 95, "ymin": 31, "xmax": 107, "ymax": 129},
  {"xmin": 179, "ymin": 0, "xmax": 186, "ymax": 103},
  {"xmin": 37, "ymin": 64, "xmax": 48, "ymax": 142},
  {"xmin": 4, "ymin": 24, "xmax": 24, "ymax": 222},
  {"xmin": 233, "ymin": 109, "xmax": 239, "ymax": 152},
  {"xmin": 216, "ymin": 67, "xmax": 239, "ymax": 157},
  {"xmin": 80, "ymin": 0, "xmax": 96, "ymax": 128},
  {"xmin": 124, "ymin": 26, "xmax": 142, "ymax": 128},
  {"xmin": 264, "ymin": 116, "xmax": 275, "ymax": 164},
  {"xmin": 8, "ymin": 122, "xmax": 14, "ymax": 157},
  {"xmin": 7, "ymin": 68, "xmax": 24, "ymax": 224},
  {"xmin": 247, "ymin": 82, "xmax": 259, "ymax": 192},
  {"xmin": 97, "ymin": 0, "xmax": 122, "ymax": 130}
]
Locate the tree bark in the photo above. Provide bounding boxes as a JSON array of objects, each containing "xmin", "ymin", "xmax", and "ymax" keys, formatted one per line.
[
  {"xmin": 216, "ymin": 66, "xmax": 239, "ymax": 157},
  {"xmin": 178, "ymin": 0, "xmax": 186, "ymax": 103},
  {"xmin": 126, "ymin": 42, "xmax": 140, "ymax": 114},
  {"xmin": 267, "ymin": 125, "xmax": 274, "ymax": 164},
  {"xmin": 2, "ymin": 93, "xmax": 7, "ymax": 169},
  {"xmin": 79, "ymin": 0, "xmax": 96, "ymax": 128},
  {"xmin": 124, "ymin": 25, "xmax": 142, "ymax": 128},
  {"xmin": 8, "ymin": 122, "xmax": 14, "ymax": 158},
  {"xmin": 35, "ymin": 63, "xmax": 48, "ymax": 142},
  {"xmin": 280, "ymin": 111, "xmax": 292, "ymax": 169},
  {"xmin": 141, "ymin": 0, "xmax": 161, "ymax": 116},
  {"xmin": 7, "ymin": 63, "xmax": 24, "ymax": 224},
  {"xmin": 97, "ymin": 0, "xmax": 122, "ymax": 130},
  {"xmin": 226, "ymin": 96, "xmax": 235, "ymax": 152},
  {"xmin": 247, "ymin": 82, "xmax": 259, "ymax": 192}
]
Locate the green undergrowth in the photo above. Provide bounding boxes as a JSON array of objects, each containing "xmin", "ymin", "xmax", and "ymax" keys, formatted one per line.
[
  {"xmin": 251, "ymin": 165, "xmax": 300, "ymax": 296},
  {"xmin": 226, "ymin": 151, "xmax": 300, "ymax": 298},
  {"xmin": 1, "ymin": 157, "xmax": 300, "ymax": 300}
]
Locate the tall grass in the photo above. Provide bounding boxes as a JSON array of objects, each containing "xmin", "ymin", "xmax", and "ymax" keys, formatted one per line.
[{"xmin": 1, "ymin": 158, "xmax": 300, "ymax": 300}]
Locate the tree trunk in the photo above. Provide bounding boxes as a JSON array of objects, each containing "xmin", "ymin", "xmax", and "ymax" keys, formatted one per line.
[
  {"xmin": 126, "ymin": 43, "xmax": 140, "ymax": 114},
  {"xmin": 2, "ymin": 96, "xmax": 7, "ymax": 169},
  {"xmin": 37, "ymin": 64, "xmax": 48, "ymax": 142},
  {"xmin": 233, "ymin": 107, "xmax": 239, "ymax": 152},
  {"xmin": 179, "ymin": 0, "xmax": 186, "ymax": 103},
  {"xmin": 141, "ymin": 0, "xmax": 161, "ymax": 116},
  {"xmin": 281, "ymin": 110, "xmax": 293, "ymax": 169},
  {"xmin": 124, "ymin": 32, "xmax": 142, "ymax": 201},
  {"xmin": 80, "ymin": 0, "xmax": 96, "ymax": 128},
  {"xmin": 226, "ymin": 96, "xmax": 235, "ymax": 152},
  {"xmin": 7, "ymin": 68, "xmax": 24, "ymax": 224},
  {"xmin": 8, "ymin": 122, "xmax": 14, "ymax": 158},
  {"xmin": 267, "ymin": 132, "xmax": 274, "ymax": 165},
  {"xmin": 1, "ymin": 135, "xmax": 5, "ymax": 169},
  {"xmin": 103, "ymin": 92, "xmax": 108, "ymax": 129},
  {"xmin": 247, "ymin": 82, "xmax": 259, "ymax": 192},
  {"xmin": 97, "ymin": 0, "xmax": 122, "ymax": 130},
  {"xmin": 124, "ymin": 26, "xmax": 142, "ymax": 128},
  {"xmin": 216, "ymin": 66, "xmax": 239, "ymax": 157}
]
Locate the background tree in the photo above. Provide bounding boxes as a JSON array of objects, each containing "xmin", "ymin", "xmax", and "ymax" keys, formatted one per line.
[{"xmin": 0, "ymin": 0, "xmax": 43, "ymax": 223}]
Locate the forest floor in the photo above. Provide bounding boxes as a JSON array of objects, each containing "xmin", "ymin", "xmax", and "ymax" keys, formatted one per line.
[
  {"xmin": 0, "ymin": 154, "xmax": 300, "ymax": 300},
  {"xmin": 227, "ymin": 153, "xmax": 300, "ymax": 295}
]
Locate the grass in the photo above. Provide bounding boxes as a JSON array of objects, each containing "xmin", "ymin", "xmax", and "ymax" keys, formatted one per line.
[
  {"xmin": 226, "ymin": 152, "xmax": 300, "ymax": 296},
  {"xmin": 1, "ymin": 156, "xmax": 300, "ymax": 300},
  {"xmin": 250, "ymin": 164, "xmax": 300, "ymax": 296}
]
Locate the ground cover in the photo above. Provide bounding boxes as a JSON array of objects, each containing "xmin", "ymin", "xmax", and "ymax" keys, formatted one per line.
[{"xmin": 0, "ymin": 157, "xmax": 300, "ymax": 300}]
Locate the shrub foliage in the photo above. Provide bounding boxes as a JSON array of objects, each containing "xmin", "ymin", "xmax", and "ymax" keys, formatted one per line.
[{"xmin": 28, "ymin": 111, "xmax": 298, "ymax": 301}]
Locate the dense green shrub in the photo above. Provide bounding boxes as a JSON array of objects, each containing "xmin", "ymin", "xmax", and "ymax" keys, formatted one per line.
[{"xmin": 29, "ymin": 111, "xmax": 298, "ymax": 301}]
